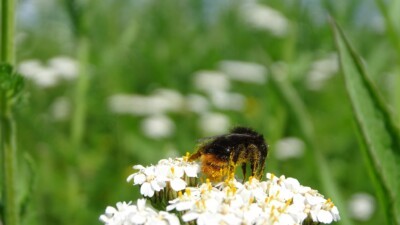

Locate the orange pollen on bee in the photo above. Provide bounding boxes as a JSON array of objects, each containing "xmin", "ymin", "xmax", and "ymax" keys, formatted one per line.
[{"xmin": 200, "ymin": 154, "xmax": 229, "ymax": 182}]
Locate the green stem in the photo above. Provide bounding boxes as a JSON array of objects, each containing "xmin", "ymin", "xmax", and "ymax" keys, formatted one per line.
[
  {"xmin": 0, "ymin": 94, "xmax": 19, "ymax": 225},
  {"xmin": 1, "ymin": 0, "xmax": 16, "ymax": 64},
  {"xmin": 71, "ymin": 37, "xmax": 89, "ymax": 151},
  {"xmin": 1, "ymin": 0, "xmax": 19, "ymax": 225}
]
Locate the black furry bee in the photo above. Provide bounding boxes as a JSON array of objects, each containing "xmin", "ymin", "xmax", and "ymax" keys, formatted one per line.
[{"xmin": 189, "ymin": 127, "xmax": 268, "ymax": 182}]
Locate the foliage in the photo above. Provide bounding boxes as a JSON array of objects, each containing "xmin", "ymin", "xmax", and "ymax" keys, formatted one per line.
[{"xmin": 2, "ymin": 0, "xmax": 399, "ymax": 225}]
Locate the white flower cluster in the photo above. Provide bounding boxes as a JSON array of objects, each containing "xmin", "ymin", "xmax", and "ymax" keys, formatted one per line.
[
  {"xmin": 167, "ymin": 173, "xmax": 340, "ymax": 225},
  {"xmin": 127, "ymin": 157, "xmax": 199, "ymax": 198},
  {"xmin": 101, "ymin": 156, "xmax": 340, "ymax": 225},
  {"xmin": 100, "ymin": 199, "xmax": 179, "ymax": 225}
]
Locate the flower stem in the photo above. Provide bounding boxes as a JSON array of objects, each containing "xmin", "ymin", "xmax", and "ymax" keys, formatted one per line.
[
  {"xmin": 1, "ymin": 0, "xmax": 16, "ymax": 64},
  {"xmin": 0, "ymin": 98, "xmax": 19, "ymax": 225},
  {"xmin": 1, "ymin": 0, "xmax": 19, "ymax": 225},
  {"xmin": 71, "ymin": 36, "xmax": 89, "ymax": 150}
]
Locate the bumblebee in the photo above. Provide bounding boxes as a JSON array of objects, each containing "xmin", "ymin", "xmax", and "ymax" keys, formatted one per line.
[{"xmin": 189, "ymin": 127, "xmax": 268, "ymax": 182}]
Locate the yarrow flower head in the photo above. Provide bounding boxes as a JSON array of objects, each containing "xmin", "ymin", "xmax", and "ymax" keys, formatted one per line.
[
  {"xmin": 126, "ymin": 155, "xmax": 199, "ymax": 203},
  {"xmin": 101, "ymin": 155, "xmax": 340, "ymax": 225},
  {"xmin": 166, "ymin": 173, "xmax": 340, "ymax": 225}
]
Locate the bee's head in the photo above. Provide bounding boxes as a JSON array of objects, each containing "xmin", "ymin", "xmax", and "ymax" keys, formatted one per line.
[{"xmin": 203, "ymin": 145, "xmax": 231, "ymax": 161}]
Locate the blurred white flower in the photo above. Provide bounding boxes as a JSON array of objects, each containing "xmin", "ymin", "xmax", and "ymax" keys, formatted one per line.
[
  {"xmin": 18, "ymin": 60, "xmax": 58, "ymax": 87},
  {"xmin": 18, "ymin": 56, "xmax": 78, "ymax": 88},
  {"xmin": 218, "ymin": 60, "xmax": 267, "ymax": 84},
  {"xmin": 141, "ymin": 115, "xmax": 175, "ymax": 139},
  {"xmin": 99, "ymin": 199, "xmax": 180, "ymax": 225},
  {"xmin": 17, "ymin": 60, "xmax": 42, "ymax": 78},
  {"xmin": 49, "ymin": 97, "xmax": 71, "ymax": 121},
  {"xmin": 31, "ymin": 67, "xmax": 59, "ymax": 88},
  {"xmin": 108, "ymin": 89, "xmax": 185, "ymax": 116},
  {"xmin": 209, "ymin": 91, "xmax": 246, "ymax": 111},
  {"xmin": 240, "ymin": 3, "xmax": 289, "ymax": 36},
  {"xmin": 198, "ymin": 112, "xmax": 230, "ymax": 136},
  {"xmin": 108, "ymin": 95, "xmax": 169, "ymax": 115},
  {"xmin": 274, "ymin": 137, "xmax": 305, "ymax": 160},
  {"xmin": 193, "ymin": 70, "xmax": 231, "ymax": 93},
  {"xmin": 152, "ymin": 89, "xmax": 185, "ymax": 112},
  {"xmin": 48, "ymin": 56, "xmax": 78, "ymax": 80},
  {"xmin": 348, "ymin": 193, "xmax": 375, "ymax": 221},
  {"xmin": 185, "ymin": 94, "xmax": 210, "ymax": 114},
  {"xmin": 306, "ymin": 53, "xmax": 339, "ymax": 90}
]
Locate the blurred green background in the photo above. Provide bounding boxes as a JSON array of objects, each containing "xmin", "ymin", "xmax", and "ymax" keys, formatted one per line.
[{"xmin": 6, "ymin": 0, "xmax": 400, "ymax": 224}]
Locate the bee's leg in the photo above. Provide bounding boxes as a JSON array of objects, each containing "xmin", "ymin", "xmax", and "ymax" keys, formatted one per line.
[
  {"xmin": 241, "ymin": 163, "xmax": 247, "ymax": 181},
  {"xmin": 257, "ymin": 155, "xmax": 266, "ymax": 179},
  {"xmin": 248, "ymin": 144, "xmax": 262, "ymax": 179}
]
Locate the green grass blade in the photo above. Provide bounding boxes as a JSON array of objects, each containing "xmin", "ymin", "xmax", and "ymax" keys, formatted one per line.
[
  {"xmin": 270, "ymin": 64, "xmax": 353, "ymax": 225},
  {"xmin": 331, "ymin": 19, "xmax": 400, "ymax": 225}
]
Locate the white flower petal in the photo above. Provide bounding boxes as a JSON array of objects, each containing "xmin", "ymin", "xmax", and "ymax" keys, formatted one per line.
[
  {"xmin": 184, "ymin": 165, "xmax": 199, "ymax": 177},
  {"xmin": 317, "ymin": 210, "xmax": 333, "ymax": 224},
  {"xmin": 170, "ymin": 178, "xmax": 186, "ymax": 191},
  {"xmin": 182, "ymin": 212, "xmax": 199, "ymax": 222},
  {"xmin": 134, "ymin": 165, "xmax": 145, "ymax": 170},
  {"xmin": 151, "ymin": 180, "xmax": 162, "ymax": 191},
  {"xmin": 141, "ymin": 183, "xmax": 155, "ymax": 197},
  {"xmin": 105, "ymin": 206, "xmax": 118, "ymax": 215},
  {"xmin": 133, "ymin": 174, "xmax": 146, "ymax": 185}
]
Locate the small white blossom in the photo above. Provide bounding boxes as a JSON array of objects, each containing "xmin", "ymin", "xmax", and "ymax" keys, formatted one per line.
[
  {"xmin": 198, "ymin": 112, "xmax": 230, "ymax": 136},
  {"xmin": 108, "ymin": 94, "xmax": 171, "ymax": 116},
  {"xmin": 275, "ymin": 137, "xmax": 305, "ymax": 160},
  {"xmin": 127, "ymin": 165, "xmax": 166, "ymax": 197},
  {"xmin": 141, "ymin": 115, "xmax": 175, "ymax": 139},
  {"xmin": 48, "ymin": 56, "xmax": 78, "ymax": 80},
  {"xmin": 152, "ymin": 89, "xmax": 185, "ymax": 113},
  {"xmin": 99, "ymin": 199, "xmax": 179, "ymax": 225},
  {"xmin": 127, "ymin": 157, "xmax": 200, "ymax": 198},
  {"xmin": 185, "ymin": 94, "xmax": 210, "ymax": 114},
  {"xmin": 306, "ymin": 53, "xmax": 339, "ymax": 90},
  {"xmin": 209, "ymin": 91, "xmax": 246, "ymax": 111},
  {"xmin": 49, "ymin": 97, "xmax": 71, "ymax": 121},
  {"xmin": 18, "ymin": 57, "xmax": 78, "ymax": 88},
  {"xmin": 108, "ymin": 89, "xmax": 185, "ymax": 116},
  {"xmin": 193, "ymin": 70, "xmax": 231, "ymax": 93},
  {"xmin": 348, "ymin": 193, "xmax": 375, "ymax": 221},
  {"xmin": 218, "ymin": 60, "xmax": 267, "ymax": 84},
  {"xmin": 240, "ymin": 3, "xmax": 289, "ymax": 36}
]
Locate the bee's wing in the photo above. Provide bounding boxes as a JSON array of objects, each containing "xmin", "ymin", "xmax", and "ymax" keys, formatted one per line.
[{"xmin": 196, "ymin": 135, "xmax": 223, "ymax": 143}]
